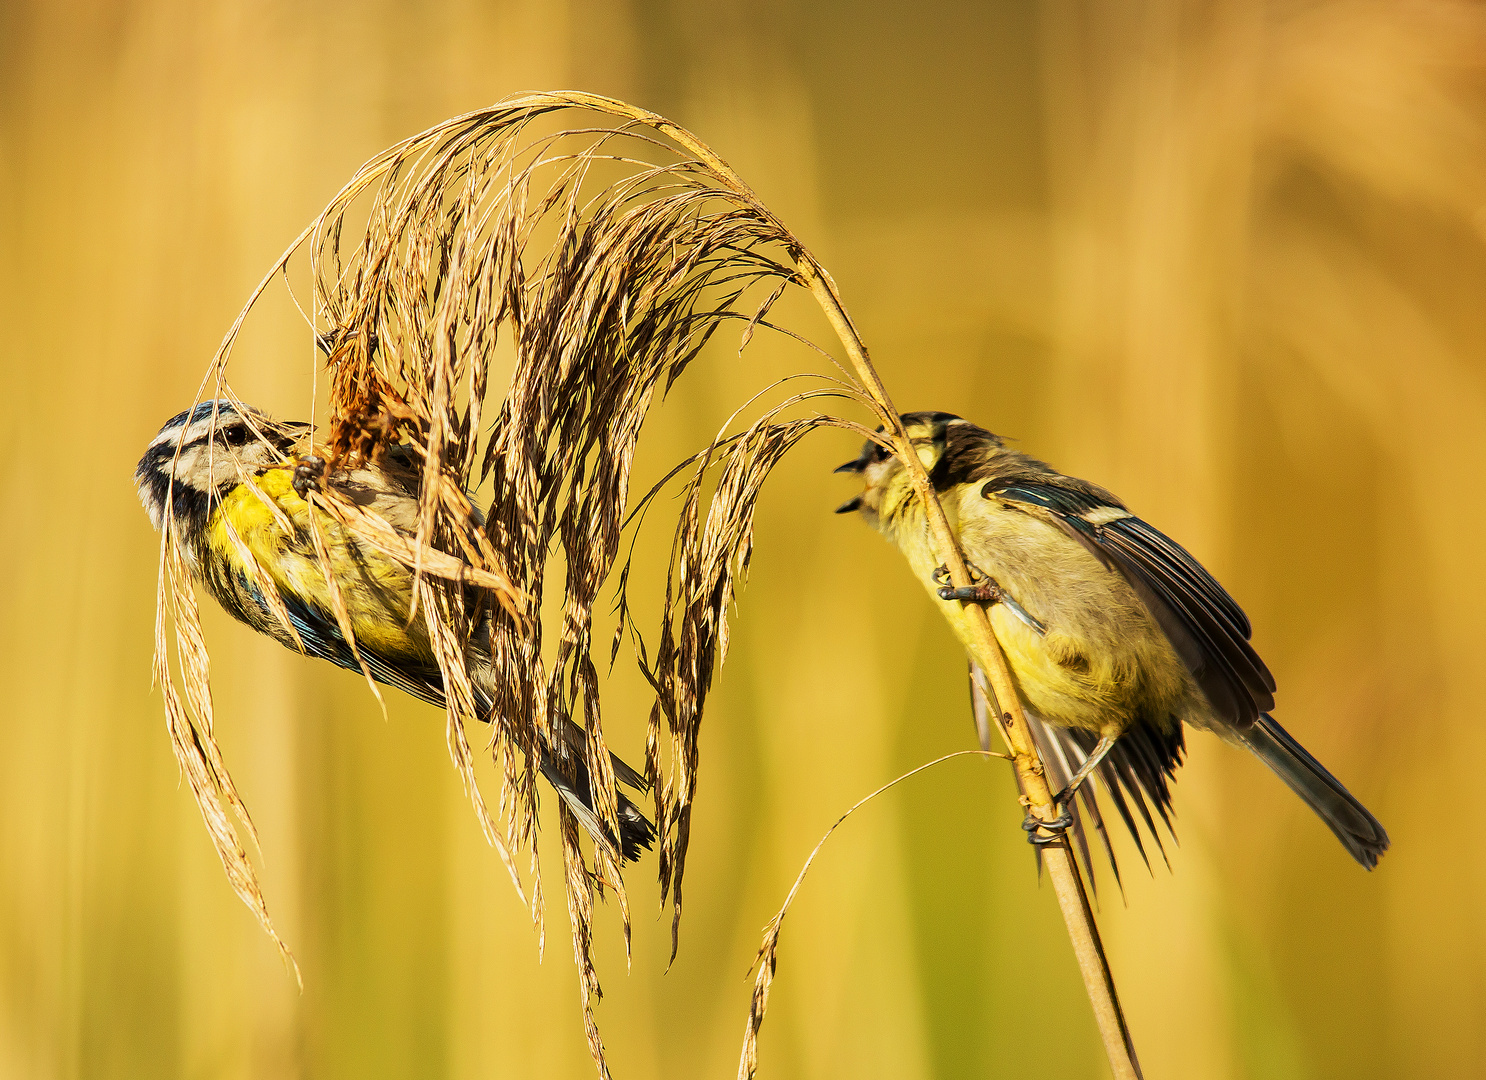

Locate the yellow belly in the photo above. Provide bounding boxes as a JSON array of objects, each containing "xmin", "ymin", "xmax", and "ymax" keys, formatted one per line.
[
  {"xmin": 890, "ymin": 485, "xmax": 1201, "ymax": 736},
  {"xmin": 204, "ymin": 466, "xmax": 430, "ymax": 662}
]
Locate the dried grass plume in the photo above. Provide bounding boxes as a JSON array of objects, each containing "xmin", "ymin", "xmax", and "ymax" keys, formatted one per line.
[{"xmin": 152, "ymin": 91, "xmax": 899, "ymax": 1074}]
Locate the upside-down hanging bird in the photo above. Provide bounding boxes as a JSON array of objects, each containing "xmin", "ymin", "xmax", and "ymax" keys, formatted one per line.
[{"xmin": 136, "ymin": 400, "xmax": 654, "ymax": 861}]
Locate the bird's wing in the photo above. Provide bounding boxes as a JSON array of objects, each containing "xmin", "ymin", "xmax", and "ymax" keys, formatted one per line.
[
  {"xmin": 270, "ymin": 589, "xmax": 451, "ymax": 709},
  {"xmin": 275, "ymin": 585, "xmax": 655, "ymax": 858},
  {"xmin": 265, "ymin": 576, "xmax": 653, "ymax": 791},
  {"xmin": 986, "ymin": 479, "xmax": 1276, "ymax": 731}
]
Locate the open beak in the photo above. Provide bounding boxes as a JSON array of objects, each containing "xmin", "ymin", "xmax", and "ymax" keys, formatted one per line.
[{"xmin": 834, "ymin": 455, "xmax": 866, "ymax": 513}]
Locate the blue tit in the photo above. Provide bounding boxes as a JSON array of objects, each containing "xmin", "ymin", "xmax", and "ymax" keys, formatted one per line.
[
  {"xmin": 835, "ymin": 411, "xmax": 1388, "ymax": 870},
  {"xmin": 136, "ymin": 400, "xmax": 654, "ymax": 861}
]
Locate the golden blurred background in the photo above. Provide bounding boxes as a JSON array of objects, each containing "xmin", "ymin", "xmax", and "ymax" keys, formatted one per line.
[{"xmin": 4, "ymin": 1, "xmax": 1486, "ymax": 1077}]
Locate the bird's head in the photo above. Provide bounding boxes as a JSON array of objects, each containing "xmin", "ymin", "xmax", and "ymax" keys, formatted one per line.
[
  {"xmin": 833, "ymin": 410, "xmax": 973, "ymax": 525},
  {"xmin": 135, "ymin": 400, "xmax": 312, "ymax": 534}
]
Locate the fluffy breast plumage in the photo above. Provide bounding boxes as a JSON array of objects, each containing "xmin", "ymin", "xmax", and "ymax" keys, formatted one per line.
[
  {"xmin": 905, "ymin": 484, "xmax": 1205, "ymax": 736},
  {"xmin": 197, "ymin": 467, "xmax": 430, "ymax": 665}
]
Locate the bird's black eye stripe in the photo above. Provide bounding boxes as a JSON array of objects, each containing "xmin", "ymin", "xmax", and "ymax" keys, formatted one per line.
[
  {"xmin": 196, "ymin": 424, "xmax": 253, "ymax": 448},
  {"xmin": 174, "ymin": 423, "xmax": 255, "ymax": 452},
  {"xmin": 873, "ymin": 441, "xmax": 892, "ymax": 462}
]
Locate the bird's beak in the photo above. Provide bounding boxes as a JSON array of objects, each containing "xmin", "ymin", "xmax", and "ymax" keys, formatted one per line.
[
  {"xmin": 835, "ymin": 453, "xmax": 867, "ymax": 513},
  {"xmin": 271, "ymin": 420, "xmax": 315, "ymax": 450}
]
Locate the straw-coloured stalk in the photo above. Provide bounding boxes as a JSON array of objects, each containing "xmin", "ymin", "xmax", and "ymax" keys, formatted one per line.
[
  {"xmin": 151, "ymin": 91, "xmax": 1136, "ymax": 1078},
  {"xmin": 734, "ymin": 750, "xmax": 1010, "ymax": 1080}
]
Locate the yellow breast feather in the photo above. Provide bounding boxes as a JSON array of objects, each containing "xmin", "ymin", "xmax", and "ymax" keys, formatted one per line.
[
  {"xmin": 205, "ymin": 467, "xmax": 429, "ymax": 662},
  {"xmin": 888, "ymin": 480, "xmax": 1198, "ymax": 736}
]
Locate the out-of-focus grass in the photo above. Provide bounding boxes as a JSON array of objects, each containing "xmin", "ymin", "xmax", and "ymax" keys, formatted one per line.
[{"xmin": 2, "ymin": 2, "xmax": 1483, "ymax": 1078}]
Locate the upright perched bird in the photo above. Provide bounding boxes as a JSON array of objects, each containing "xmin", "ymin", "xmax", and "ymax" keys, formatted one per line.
[
  {"xmin": 836, "ymin": 411, "xmax": 1388, "ymax": 871},
  {"xmin": 136, "ymin": 400, "xmax": 655, "ymax": 862}
]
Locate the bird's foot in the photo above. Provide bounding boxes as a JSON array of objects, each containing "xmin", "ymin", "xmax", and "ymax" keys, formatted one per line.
[
  {"xmin": 934, "ymin": 563, "xmax": 1048, "ymax": 635},
  {"xmin": 933, "ymin": 562, "xmax": 985, "ymax": 587},
  {"xmin": 933, "ymin": 561, "xmax": 1003, "ymax": 603},
  {"xmin": 1022, "ymin": 804, "xmax": 1075, "ymax": 846},
  {"xmin": 293, "ymin": 455, "xmax": 326, "ymax": 498}
]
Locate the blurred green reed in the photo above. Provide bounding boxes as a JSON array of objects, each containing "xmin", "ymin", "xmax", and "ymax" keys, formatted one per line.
[{"xmin": 2, "ymin": 2, "xmax": 1484, "ymax": 1078}]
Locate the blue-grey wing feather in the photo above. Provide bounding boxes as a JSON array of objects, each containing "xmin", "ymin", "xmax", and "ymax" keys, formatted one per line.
[{"xmin": 989, "ymin": 480, "xmax": 1275, "ymax": 730}]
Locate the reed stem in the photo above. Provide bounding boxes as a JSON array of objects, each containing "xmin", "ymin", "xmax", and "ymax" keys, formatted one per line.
[
  {"xmin": 797, "ymin": 261, "xmax": 1143, "ymax": 1080},
  {"xmin": 517, "ymin": 90, "xmax": 1143, "ymax": 1079}
]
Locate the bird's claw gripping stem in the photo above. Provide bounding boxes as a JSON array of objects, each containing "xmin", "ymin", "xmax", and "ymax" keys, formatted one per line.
[
  {"xmin": 1022, "ymin": 804, "xmax": 1075, "ymax": 846},
  {"xmin": 939, "ymin": 581, "xmax": 1006, "ymax": 603},
  {"xmin": 933, "ymin": 562, "xmax": 1047, "ymax": 636},
  {"xmin": 933, "ymin": 561, "xmax": 1003, "ymax": 603},
  {"xmin": 293, "ymin": 455, "xmax": 326, "ymax": 498}
]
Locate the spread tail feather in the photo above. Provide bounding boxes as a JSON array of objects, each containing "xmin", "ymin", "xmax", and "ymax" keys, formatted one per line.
[
  {"xmin": 1237, "ymin": 714, "xmax": 1389, "ymax": 869},
  {"xmin": 539, "ymin": 747, "xmax": 656, "ymax": 863},
  {"xmin": 970, "ymin": 662, "xmax": 1180, "ymax": 892}
]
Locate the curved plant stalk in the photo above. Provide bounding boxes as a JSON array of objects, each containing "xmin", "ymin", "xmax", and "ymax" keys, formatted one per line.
[
  {"xmin": 736, "ymin": 750, "xmax": 1010, "ymax": 1080},
  {"xmin": 797, "ymin": 263, "xmax": 1145, "ymax": 1080},
  {"xmin": 155, "ymin": 90, "xmax": 1138, "ymax": 1079},
  {"xmin": 591, "ymin": 89, "xmax": 1143, "ymax": 1078}
]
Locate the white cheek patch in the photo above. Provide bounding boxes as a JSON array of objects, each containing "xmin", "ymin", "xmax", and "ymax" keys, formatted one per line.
[
  {"xmin": 208, "ymin": 452, "xmax": 252, "ymax": 489},
  {"xmin": 165, "ymin": 444, "xmax": 236, "ymax": 495},
  {"xmin": 149, "ymin": 407, "xmax": 242, "ymax": 450},
  {"xmin": 136, "ymin": 478, "xmax": 166, "ymax": 530},
  {"xmin": 864, "ymin": 459, "xmax": 896, "ymax": 489},
  {"xmin": 148, "ymin": 423, "xmax": 187, "ymax": 449},
  {"xmin": 170, "ymin": 445, "xmax": 205, "ymax": 478},
  {"xmin": 180, "ymin": 417, "xmax": 225, "ymax": 446}
]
